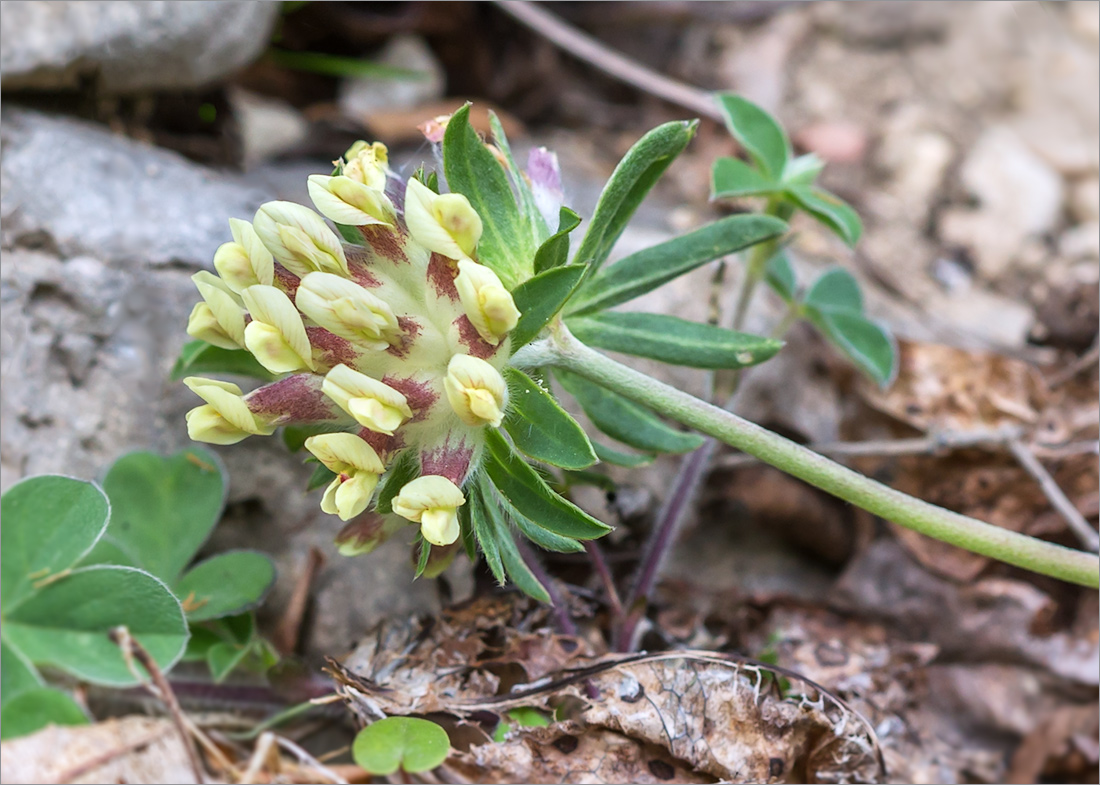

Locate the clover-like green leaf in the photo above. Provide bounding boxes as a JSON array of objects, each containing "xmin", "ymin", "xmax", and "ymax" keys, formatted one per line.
[
  {"xmin": 0, "ymin": 688, "xmax": 88, "ymax": 740},
  {"xmin": 567, "ymin": 312, "xmax": 782, "ymax": 370},
  {"xmin": 786, "ymin": 185, "xmax": 862, "ymax": 247},
  {"xmin": 83, "ymin": 449, "xmax": 226, "ymax": 585},
  {"xmin": 1, "ymin": 639, "xmax": 42, "ymax": 706},
  {"xmin": 510, "ymin": 264, "xmax": 586, "ymax": 348},
  {"xmin": 170, "ymin": 340, "xmax": 278, "ymax": 382},
  {"xmin": 533, "ymin": 206, "xmax": 582, "ymax": 273},
  {"xmin": 568, "ymin": 214, "xmax": 787, "ymax": 315},
  {"xmin": 808, "ymin": 310, "xmax": 897, "ymax": 387},
  {"xmin": 174, "ymin": 550, "xmax": 276, "ymax": 622},
  {"xmin": 574, "ymin": 120, "xmax": 697, "ymax": 276},
  {"xmin": 444, "ymin": 104, "xmax": 533, "ymax": 286},
  {"xmin": 352, "ymin": 716, "xmax": 451, "ymax": 775},
  {"xmin": 805, "ymin": 267, "xmax": 863, "ymax": 314},
  {"xmin": 716, "ymin": 93, "xmax": 790, "ymax": 181},
  {"xmin": 2, "ymin": 565, "xmax": 189, "ymax": 686},
  {"xmin": 483, "ymin": 430, "xmax": 610, "ymax": 540},
  {"xmin": 503, "ymin": 368, "xmax": 596, "ymax": 470},
  {"xmin": 711, "ymin": 156, "xmax": 781, "ymax": 199},
  {"xmin": 554, "ymin": 370, "xmax": 704, "ymax": 454},
  {"xmin": 1, "ymin": 475, "xmax": 110, "ymax": 615}
]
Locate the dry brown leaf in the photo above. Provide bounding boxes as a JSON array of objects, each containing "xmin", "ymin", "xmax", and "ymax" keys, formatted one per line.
[{"xmin": 0, "ymin": 716, "xmax": 198, "ymax": 785}]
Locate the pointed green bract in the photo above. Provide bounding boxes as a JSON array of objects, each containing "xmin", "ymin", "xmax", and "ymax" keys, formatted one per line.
[
  {"xmin": 534, "ymin": 206, "xmax": 581, "ymax": 273},
  {"xmin": 574, "ymin": 120, "xmax": 697, "ymax": 276},
  {"xmin": 567, "ymin": 312, "xmax": 783, "ymax": 370},
  {"xmin": 483, "ymin": 430, "xmax": 611, "ymax": 540},
  {"xmin": 374, "ymin": 450, "xmax": 420, "ymax": 514},
  {"xmin": 569, "ymin": 214, "xmax": 787, "ymax": 314},
  {"xmin": 716, "ymin": 93, "xmax": 790, "ymax": 181},
  {"xmin": 510, "ymin": 264, "xmax": 586, "ymax": 348},
  {"xmin": 554, "ymin": 369, "xmax": 703, "ymax": 454},
  {"xmin": 443, "ymin": 104, "xmax": 533, "ymax": 285},
  {"xmin": 470, "ymin": 482, "xmax": 506, "ymax": 585},
  {"xmin": 503, "ymin": 367, "xmax": 596, "ymax": 469}
]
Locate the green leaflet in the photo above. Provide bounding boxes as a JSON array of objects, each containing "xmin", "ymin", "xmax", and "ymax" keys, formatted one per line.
[
  {"xmin": 711, "ymin": 156, "xmax": 782, "ymax": 199},
  {"xmin": 567, "ymin": 312, "xmax": 782, "ymax": 370},
  {"xmin": 716, "ymin": 93, "xmax": 790, "ymax": 181},
  {"xmin": 569, "ymin": 214, "xmax": 787, "ymax": 315},
  {"xmin": 171, "ymin": 340, "xmax": 277, "ymax": 382},
  {"xmin": 533, "ymin": 206, "xmax": 582, "ymax": 273},
  {"xmin": 573, "ymin": 120, "xmax": 697, "ymax": 276},
  {"xmin": 503, "ymin": 367, "xmax": 596, "ymax": 470},
  {"xmin": 554, "ymin": 369, "xmax": 704, "ymax": 454}
]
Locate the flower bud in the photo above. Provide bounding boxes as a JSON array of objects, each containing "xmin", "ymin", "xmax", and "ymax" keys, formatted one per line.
[
  {"xmin": 305, "ymin": 432, "xmax": 385, "ymax": 520},
  {"xmin": 455, "ymin": 260, "xmax": 520, "ymax": 345},
  {"xmin": 213, "ymin": 218, "xmax": 275, "ymax": 293},
  {"xmin": 404, "ymin": 177, "xmax": 482, "ymax": 261},
  {"xmin": 444, "ymin": 354, "xmax": 507, "ymax": 427},
  {"xmin": 322, "ymin": 364, "xmax": 413, "ymax": 435},
  {"xmin": 252, "ymin": 201, "xmax": 349, "ymax": 278},
  {"xmin": 308, "ymin": 175, "xmax": 395, "ymax": 228},
  {"xmin": 341, "ymin": 141, "xmax": 389, "ymax": 189},
  {"xmin": 188, "ymin": 272, "xmax": 245, "ymax": 349},
  {"xmin": 295, "ymin": 272, "xmax": 400, "ymax": 349},
  {"xmin": 184, "ymin": 377, "xmax": 274, "ymax": 444},
  {"xmin": 241, "ymin": 285, "xmax": 315, "ymax": 374},
  {"xmin": 392, "ymin": 475, "xmax": 465, "ymax": 546}
]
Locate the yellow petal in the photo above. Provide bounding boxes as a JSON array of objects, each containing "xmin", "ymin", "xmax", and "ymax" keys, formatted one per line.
[
  {"xmin": 321, "ymin": 364, "xmax": 412, "ymax": 434},
  {"xmin": 185, "ymin": 405, "xmax": 251, "ymax": 445},
  {"xmin": 241, "ymin": 285, "xmax": 314, "ymax": 372},
  {"xmin": 295, "ymin": 272, "xmax": 398, "ymax": 347},
  {"xmin": 391, "ymin": 475, "xmax": 465, "ymax": 523},
  {"xmin": 186, "ymin": 302, "xmax": 240, "ymax": 350},
  {"xmin": 444, "ymin": 354, "xmax": 507, "ymax": 427},
  {"xmin": 304, "ymin": 432, "xmax": 384, "ymax": 474},
  {"xmin": 192, "ymin": 271, "xmax": 245, "ymax": 346},
  {"xmin": 308, "ymin": 175, "xmax": 394, "ymax": 227},
  {"xmin": 455, "ymin": 259, "xmax": 519, "ymax": 345},
  {"xmin": 404, "ymin": 178, "xmax": 482, "ymax": 261},
  {"xmin": 253, "ymin": 201, "xmax": 349, "ymax": 277},
  {"xmin": 334, "ymin": 472, "xmax": 379, "ymax": 520},
  {"xmin": 420, "ymin": 507, "xmax": 460, "ymax": 546}
]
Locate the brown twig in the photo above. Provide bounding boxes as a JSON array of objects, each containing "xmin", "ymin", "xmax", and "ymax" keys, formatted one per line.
[
  {"xmin": 274, "ymin": 734, "xmax": 351, "ymax": 784},
  {"xmin": 55, "ymin": 728, "xmax": 173, "ymax": 784},
  {"xmin": 495, "ymin": 1, "xmax": 722, "ymax": 121},
  {"xmin": 275, "ymin": 546, "xmax": 326, "ymax": 655},
  {"xmin": 110, "ymin": 626, "xmax": 207, "ymax": 784},
  {"xmin": 1046, "ymin": 339, "xmax": 1100, "ymax": 389},
  {"xmin": 1008, "ymin": 439, "xmax": 1100, "ymax": 552},
  {"xmin": 584, "ymin": 540, "xmax": 623, "ymax": 619}
]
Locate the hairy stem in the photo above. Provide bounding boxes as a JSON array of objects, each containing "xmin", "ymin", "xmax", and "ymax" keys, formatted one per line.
[{"xmin": 547, "ymin": 329, "xmax": 1100, "ymax": 589}]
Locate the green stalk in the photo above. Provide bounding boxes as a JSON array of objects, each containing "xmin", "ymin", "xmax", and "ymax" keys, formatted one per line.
[{"xmin": 545, "ymin": 329, "xmax": 1100, "ymax": 589}]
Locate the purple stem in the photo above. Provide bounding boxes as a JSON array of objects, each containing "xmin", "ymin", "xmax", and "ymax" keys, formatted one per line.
[
  {"xmin": 585, "ymin": 540, "xmax": 623, "ymax": 619},
  {"xmin": 614, "ymin": 437, "xmax": 718, "ymax": 651},
  {"xmin": 517, "ymin": 539, "xmax": 578, "ymax": 636}
]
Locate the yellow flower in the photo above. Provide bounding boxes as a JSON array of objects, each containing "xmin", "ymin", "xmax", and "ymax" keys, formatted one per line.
[
  {"xmin": 241, "ymin": 285, "xmax": 315, "ymax": 374},
  {"xmin": 455, "ymin": 260, "xmax": 520, "ymax": 345},
  {"xmin": 252, "ymin": 201, "xmax": 349, "ymax": 278},
  {"xmin": 341, "ymin": 141, "xmax": 389, "ymax": 189},
  {"xmin": 308, "ymin": 175, "xmax": 395, "ymax": 228},
  {"xmin": 322, "ymin": 364, "xmax": 413, "ymax": 435},
  {"xmin": 305, "ymin": 433, "xmax": 385, "ymax": 520},
  {"xmin": 295, "ymin": 272, "xmax": 400, "ymax": 349},
  {"xmin": 444, "ymin": 354, "xmax": 507, "ymax": 427},
  {"xmin": 404, "ymin": 177, "xmax": 482, "ymax": 261},
  {"xmin": 391, "ymin": 475, "xmax": 466, "ymax": 546},
  {"xmin": 184, "ymin": 377, "xmax": 274, "ymax": 444},
  {"xmin": 213, "ymin": 218, "xmax": 275, "ymax": 293},
  {"xmin": 187, "ymin": 272, "xmax": 245, "ymax": 349}
]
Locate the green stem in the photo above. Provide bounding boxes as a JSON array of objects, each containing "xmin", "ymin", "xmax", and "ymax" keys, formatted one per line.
[{"xmin": 546, "ymin": 330, "xmax": 1100, "ymax": 589}]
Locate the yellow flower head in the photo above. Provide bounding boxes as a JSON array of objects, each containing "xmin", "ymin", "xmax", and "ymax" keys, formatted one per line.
[
  {"xmin": 391, "ymin": 475, "xmax": 466, "ymax": 546},
  {"xmin": 444, "ymin": 354, "xmax": 507, "ymax": 427},
  {"xmin": 404, "ymin": 177, "xmax": 482, "ymax": 261},
  {"xmin": 341, "ymin": 141, "xmax": 389, "ymax": 190},
  {"xmin": 305, "ymin": 432, "xmax": 385, "ymax": 520},
  {"xmin": 455, "ymin": 259, "xmax": 520, "ymax": 345},
  {"xmin": 322, "ymin": 364, "xmax": 413, "ymax": 435}
]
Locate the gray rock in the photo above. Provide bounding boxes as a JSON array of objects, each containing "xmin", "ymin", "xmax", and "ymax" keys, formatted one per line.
[
  {"xmin": 229, "ymin": 88, "xmax": 310, "ymax": 170},
  {"xmin": 337, "ymin": 35, "xmax": 446, "ymax": 121},
  {"xmin": 1, "ymin": 109, "xmax": 270, "ymax": 267},
  {"xmin": 0, "ymin": 1, "xmax": 280, "ymax": 93},
  {"xmin": 940, "ymin": 126, "xmax": 1064, "ymax": 278}
]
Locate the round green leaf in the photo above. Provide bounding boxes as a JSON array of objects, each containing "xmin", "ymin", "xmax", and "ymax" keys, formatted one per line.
[
  {"xmin": 2, "ymin": 565, "xmax": 189, "ymax": 686},
  {"xmin": 1, "ymin": 475, "xmax": 110, "ymax": 615},
  {"xmin": 2, "ymin": 639, "xmax": 43, "ymax": 704},
  {"xmin": 174, "ymin": 550, "xmax": 276, "ymax": 622},
  {"xmin": 0, "ymin": 687, "xmax": 88, "ymax": 740},
  {"xmin": 805, "ymin": 267, "xmax": 863, "ymax": 315},
  {"xmin": 83, "ymin": 449, "xmax": 226, "ymax": 584},
  {"xmin": 352, "ymin": 717, "xmax": 451, "ymax": 775}
]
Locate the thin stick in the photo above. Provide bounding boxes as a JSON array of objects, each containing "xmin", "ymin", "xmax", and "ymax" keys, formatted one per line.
[
  {"xmin": 1008, "ymin": 439, "xmax": 1100, "ymax": 551},
  {"xmin": 275, "ymin": 546, "xmax": 325, "ymax": 655},
  {"xmin": 240, "ymin": 731, "xmax": 279, "ymax": 785},
  {"xmin": 517, "ymin": 539, "xmax": 578, "ymax": 635},
  {"xmin": 55, "ymin": 729, "xmax": 172, "ymax": 784},
  {"xmin": 584, "ymin": 540, "xmax": 623, "ymax": 619},
  {"xmin": 275, "ymin": 734, "xmax": 351, "ymax": 784},
  {"xmin": 111, "ymin": 627, "xmax": 206, "ymax": 784},
  {"xmin": 1046, "ymin": 339, "xmax": 1099, "ymax": 389},
  {"xmin": 495, "ymin": 1, "xmax": 721, "ymax": 121}
]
